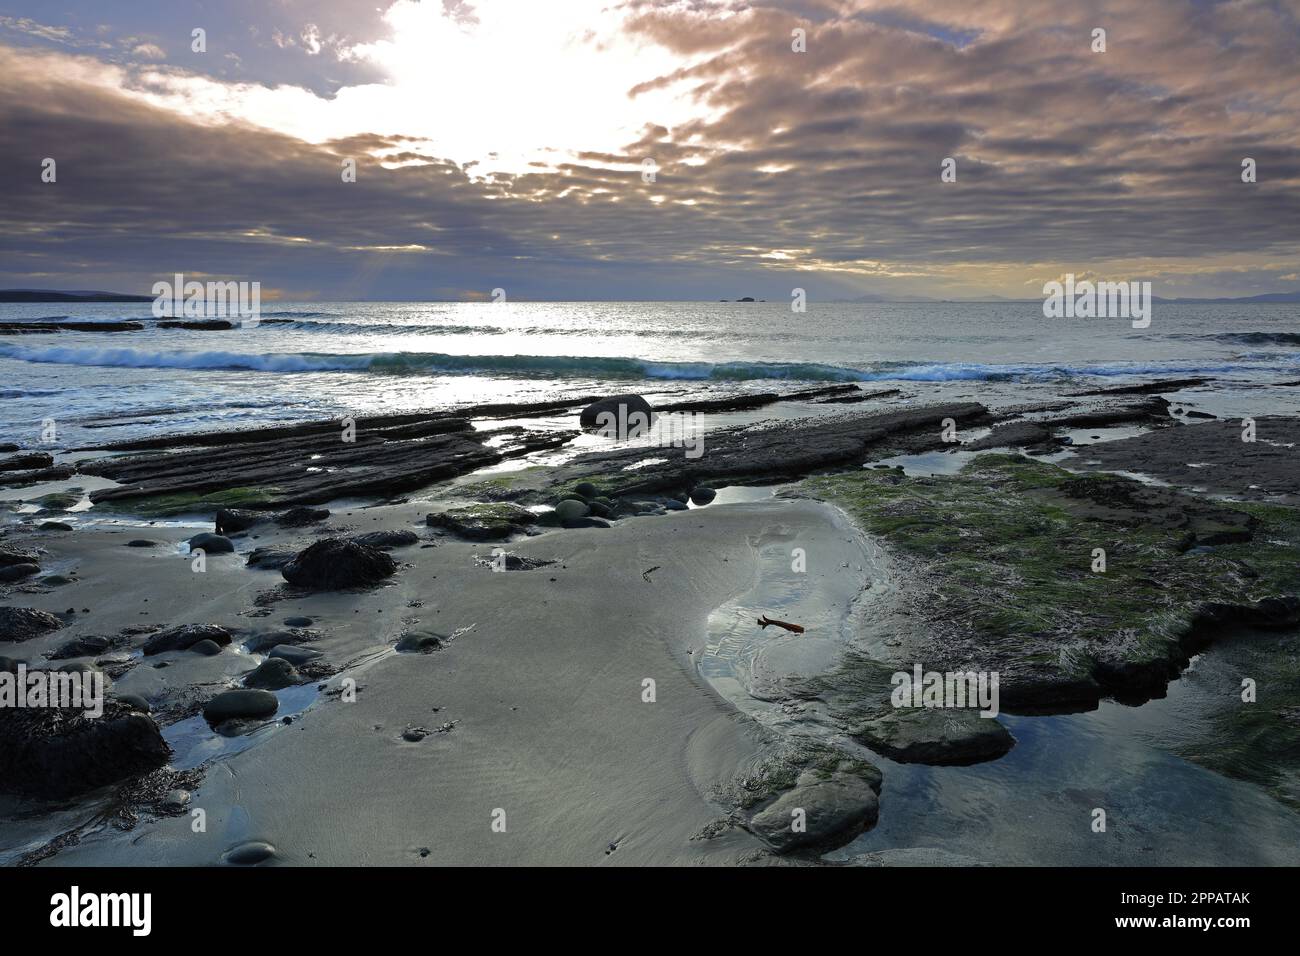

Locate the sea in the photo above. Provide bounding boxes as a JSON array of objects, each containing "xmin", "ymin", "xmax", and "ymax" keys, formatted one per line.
[{"xmin": 2, "ymin": 299, "xmax": 1299, "ymax": 449}]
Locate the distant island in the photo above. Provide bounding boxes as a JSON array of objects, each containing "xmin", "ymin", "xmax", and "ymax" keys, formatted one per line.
[{"xmin": 0, "ymin": 289, "xmax": 154, "ymax": 303}]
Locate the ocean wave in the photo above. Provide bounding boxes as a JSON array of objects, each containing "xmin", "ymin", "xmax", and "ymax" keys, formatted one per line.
[{"xmin": 0, "ymin": 344, "xmax": 1292, "ymax": 382}]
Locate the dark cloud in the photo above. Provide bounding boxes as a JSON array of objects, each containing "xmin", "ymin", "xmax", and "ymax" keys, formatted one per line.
[{"xmin": 1, "ymin": 0, "xmax": 1298, "ymax": 299}]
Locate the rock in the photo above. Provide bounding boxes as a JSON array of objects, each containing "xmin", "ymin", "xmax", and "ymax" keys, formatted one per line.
[
  {"xmin": 214, "ymin": 508, "xmax": 266, "ymax": 534},
  {"xmin": 38, "ymin": 521, "xmax": 73, "ymax": 531},
  {"xmin": 283, "ymin": 616, "xmax": 313, "ymax": 628},
  {"xmin": 396, "ymin": 630, "xmax": 444, "ymax": 653},
  {"xmin": 281, "ymin": 537, "xmax": 397, "ymax": 590},
  {"xmin": 350, "ymin": 529, "xmax": 419, "ymax": 550},
  {"xmin": 162, "ymin": 788, "xmax": 191, "ymax": 809},
  {"xmin": 964, "ymin": 421, "xmax": 1055, "ymax": 452},
  {"xmin": 46, "ymin": 634, "xmax": 113, "ymax": 660},
  {"xmin": 222, "ymin": 840, "xmax": 277, "ymax": 865},
  {"xmin": 246, "ymin": 547, "xmax": 295, "ymax": 570},
  {"xmin": 40, "ymin": 575, "xmax": 72, "ymax": 586},
  {"xmin": 142, "ymin": 623, "xmax": 232, "ymax": 655},
  {"xmin": 574, "ymin": 481, "xmax": 600, "ymax": 499},
  {"xmin": 554, "ymin": 499, "xmax": 589, "ymax": 522},
  {"xmin": 203, "ymin": 689, "xmax": 279, "ymax": 724},
  {"xmin": 0, "ymin": 547, "xmax": 39, "ymax": 566},
  {"xmin": 244, "ymin": 657, "xmax": 298, "ymax": 690},
  {"xmin": 274, "ymin": 506, "xmax": 330, "ymax": 527},
  {"xmin": 190, "ymin": 639, "xmax": 224, "ymax": 656},
  {"xmin": 188, "ymin": 532, "xmax": 235, "ymax": 554},
  {"xmin": 587, "ymin": 500, "xmax": 613, "ymax": 519},
  {"xmin": 0, "ymin": 700, "xmax": 170, "ymax": 799},
  {"xmin": 114, "ymin": 693, "xmax": 151, "ymax": 713},
  {"xmin": 747, "ymin": 774, "xmax": 880, "ymax": 853},
  {"xmin": 126, "ymin": 539, "xmax": 159, "ymax": 548},
  {"xmin": 267, "ymin": 644, "xmax": 322, "ymax": 666},
  {"xmin": 426, "ymin": 503, "xmax": 536, "ymax": 541},
  {"xmin": 689, "ymin": 486, "xmax": 717, "ymax": 505},
  {"xmin": 662, "ymin": 499, "xmax": 688, "ymax": 511},
  {"xmin": 0, "ymin": 563, "xmax": 40, "ymax": 582},
  {"xmin": 0, "ymin": 606, "xmax": 63, "ymax": 643},
  {"xmin": 850, "ymin": 709, "xmax": 1015, "ymax": 765},
  {"xmin": 0, "ymin": 656, "xmax": 20, "ymax": 673},
  {"xmin": 561, "ymin": 517, "xmax": 610, "ymax": 529},
  {"xmin": 245, "ymin": 629, "xmax": 314, "ymax": 653},
  {"xmin": 0, "ymin": 452, "xmax": 54, "ymax": 472},
  {"xmin": 579, "ymin": 394, "xmax": 654, "ymax": 429}
]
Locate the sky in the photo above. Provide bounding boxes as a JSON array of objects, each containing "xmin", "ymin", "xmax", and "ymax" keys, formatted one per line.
[{"xmin": 0, "ymin": 0, "xmax": 1297, "ymax": 301}]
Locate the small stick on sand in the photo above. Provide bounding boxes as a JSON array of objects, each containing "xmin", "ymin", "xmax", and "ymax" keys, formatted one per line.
[
  {"xmin": 757, "ymin": 615, "xmax": 805, "ymax": 634},
  {"xmin": 642, "ymin": 566, "xmax": 661, "ymax": 583}
]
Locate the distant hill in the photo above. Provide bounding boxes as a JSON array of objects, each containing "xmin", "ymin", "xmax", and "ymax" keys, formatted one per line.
[
  {"xmin": 1153, "ymin": 290, "xmax": 1300, "ymax": 304},
  {"xmin": 0, "ymin": 289, "xmax": 154, "ymax": 303}
]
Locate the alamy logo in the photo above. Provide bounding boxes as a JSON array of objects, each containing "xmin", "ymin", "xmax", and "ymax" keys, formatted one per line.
[
  {"xmin": 152, "ymin": 272, "xmax": 261, "ymax": 325},
  {"xmin": 1, "ymin": 665, "xmax": 104, "ymax": 718},
  {"xmin": 891, "ymin": 664, "xmax": 1000, "ymax": 718},
  {"xmin": 1042, "ymin": 273, "xmax": 1152, "ymax": 329},
  {"xmin": 50, "ymin": 886, "xmax": 151, "ymax": 936}
]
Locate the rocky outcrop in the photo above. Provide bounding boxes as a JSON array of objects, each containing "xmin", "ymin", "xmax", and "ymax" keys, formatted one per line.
[{"xmin": 0, "ymin": 607, "xmax": 63, "ymax": 643}]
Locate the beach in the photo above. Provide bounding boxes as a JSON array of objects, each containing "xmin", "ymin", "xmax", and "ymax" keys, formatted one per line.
[{"xmin": 4, "ymin": 311, "xmax": 1300, "ymax": 867}]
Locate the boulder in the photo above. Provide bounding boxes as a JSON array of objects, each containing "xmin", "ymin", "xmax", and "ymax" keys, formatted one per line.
[
  {"xmin": 246, "ymin": 547, "xmax": 295, "ymax": 570},
  {"xmin": 188, "ymin": 532, "xmax": 235, "ymax": 554},
  {"xmin": 850, "ymin": 709, "xmax": 1015, "ymax": 766},
  {"xmin": 266, "ymin": 644, "xmax": 322, "ymax": 666},
  {"xmin": 275, "ymin": 506, "xmax": 330, "ymax": 527},
  {"xmin": 747, "ymin": 774, "xmax": 880, "ymax": 853},
  {"xmin": 203, "ymin": 689, "xmax": 279, "ymax": 724},
  {"xmin": 0, "ymin": 700, "xmax": 170, "ymax": 799},
  {"xmin": 689, "ymin": 486, "xmax": 717, "ymax": 505},
  {"xmin": 0, "ymin": 563, "xmax": 39, "ymax": 582},
  {"xmin": 579, "ymin": 394, "xmax": 653, "ymax": 430},
  {"xmin": 554, "ymin": 499, "xmax": 590, "ymax": 522},
  {"xmin": 281, "ymin": 538, "xmax": 397, "ymax": 590},
  {"xmin": 350, "ymin": 529, "xmax": 419, "ymax": 550},
  {"xmin": 244, "ymin": 657, "xmax": 298, "ymax": 690},
  {"xmin": 0, "ymin": 606, "xmax": 63, "ymax": 643},
  {"xmin": 426, "ymin": 503, "xmax": 536, "ymax": 541},
  {"xmin": 142, "ymin": 623, "xmax": 232, "ymax": 655},
  {"xmin": 0, "ymin": 547, "xmax": 40, "ymax": 567},
  {"xmin": 190, "ymin": 639, "xmax": 224, "ymax": 656},
  {"xmin": 214, "ymin": 508, "xmax": 266, "ymax": 534}
]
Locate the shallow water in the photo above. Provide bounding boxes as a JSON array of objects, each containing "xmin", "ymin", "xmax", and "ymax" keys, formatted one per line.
[{"xmin": 700, "ymin": 499, "xmax": 1300, "ymax": 866}]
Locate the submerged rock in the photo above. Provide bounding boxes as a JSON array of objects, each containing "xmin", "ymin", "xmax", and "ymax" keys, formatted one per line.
[
  {"xmin": 850, "ymin": 709, "xmax": 1015, "ymax": 765},
  {"xmin": 0, "ymin": 700, "xmax": 170, "ymax": 799},
  {"xmin": 276, "ymin": 506, "xmax": 330, "ymax": 526},
  {"xmin": 281, "ymin": 537, "xmax": 397, "ymax": 590},
  {"xmin": 747, "ymin": 773, "xmax": 880, "ymax": 853},
  {"xmin": 0, "ymin": 606, "xmax": 63, "ymax": 643}
]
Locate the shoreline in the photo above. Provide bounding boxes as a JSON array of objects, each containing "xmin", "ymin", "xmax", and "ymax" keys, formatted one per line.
[{"xmin": 4, "ymin": 378, "xmax": 1300, "ymax": 865}]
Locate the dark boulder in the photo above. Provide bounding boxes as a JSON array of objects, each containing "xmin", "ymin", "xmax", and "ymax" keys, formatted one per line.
[
  {"xmin": 203, "ymin": 689, "xmax": 279, "ymax": 724},
  {"xmin": 244, "ymin": 657, "xmax": 297, "ymax": 690},
  {"xmin": 275, "ymin": 506, "xmax": 330, "ymax": 527},
  {"xmin": 214, "ymin": 508, "xmax": 266, "ymax": 534},
  {"xmin": 579, "ymin": 394, "xmax": 654, "ymax": 430},
  {"xmin": 426, "ymin": 503, "xmax": 536, "ymax": 541},
  {"xmin": 281, "ymin": 537, "xmax": 397, "ymax": 590},
  {"xmin": 0, "ymin": 563, "xmax": 39, "ymax": 582},
  {"xmin": 142, "ymin": 623, "xmax": 232, "ymax": 655},
  {"xmin": 188, "ymin": 532, "xmax": 235, "ymax": 554},
  {"xmin": 350, "ymin": 529, "xmax": 419, "ymax": 550},
  {"xmin": 689, "ymin": 486, "xmax": 717, "ymax": 505},
  {"xmin": 0, "ymin": 606, "xmax": 63, "ymax": 643},
  {"xmin": 0, "ymin": 700, "xmax": 170, "ymax": 799}
]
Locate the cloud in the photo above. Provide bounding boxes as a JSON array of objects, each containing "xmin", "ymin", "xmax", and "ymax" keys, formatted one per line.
[{"xmin": 1, "ymin": 0, "xmax": 1298, "ymax": 299}]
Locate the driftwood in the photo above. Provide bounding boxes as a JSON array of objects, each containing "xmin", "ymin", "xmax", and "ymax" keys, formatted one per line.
[{"xmin": 757, "ymin": 615, "xmax": 805, "ymax": 634}]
